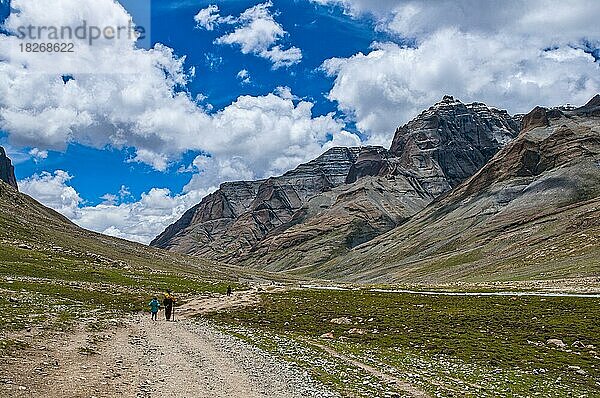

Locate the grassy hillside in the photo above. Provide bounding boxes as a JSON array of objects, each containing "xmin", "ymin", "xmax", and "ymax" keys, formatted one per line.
[{"xmin": 0, "ymin": 180, "xmax": 274, "ymax": 338}]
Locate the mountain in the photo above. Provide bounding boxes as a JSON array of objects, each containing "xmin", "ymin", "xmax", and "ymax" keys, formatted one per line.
[
  {"xmin": 0, "ymin": 147, "xmax": 18, "ymax": 190},
  {"xmin": 307, "ymin": 95, "xmax": 600, "ymax": 283},
  {"xmin": 348, "ymin": 96, "xmax": 521, "ymax": 192},
  {"xmin": 151, "ymin": 147, "xmax": 364, "ymax": 258},
  {"xmin": 152, "ymin": 97, "xmax": 521, "ymax": 270}
]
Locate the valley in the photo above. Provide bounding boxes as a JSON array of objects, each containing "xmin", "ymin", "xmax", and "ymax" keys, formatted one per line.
[{"xmin": 1, "ymin": 95, "xmax": 599, "ymax": 397}]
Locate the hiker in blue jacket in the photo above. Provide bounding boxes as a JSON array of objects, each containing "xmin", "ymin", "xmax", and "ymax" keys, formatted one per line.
[{"xmin": 149, "ymin": 297, "xmax": 160, "ymax": 321}]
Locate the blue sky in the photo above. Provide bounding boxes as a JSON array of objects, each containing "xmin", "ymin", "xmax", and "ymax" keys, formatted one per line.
[
  {"xmin": 0, "ymin": 0, "xmax": 599, "ymax": 243},
  {"xmin": 3, "ymin": 0, "xmax": 386, "ymax": 204}
]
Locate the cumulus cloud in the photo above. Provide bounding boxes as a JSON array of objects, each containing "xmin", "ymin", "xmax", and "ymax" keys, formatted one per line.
[
  {"xmin": 310, "ymin": 0, "xmax": 400, "ymax": 17},
  {"xmin": 19, "ymin": 171, "xmax": 214, "ymax": 244},
  {"xmin": 28, "ymin": 148, "xmax": 48, "ymax": 162},
  {"xmin": 19, "ymin": 170, "xmax": 82, "ymax": 219},
  {"xmin": 193, "ymin": 4, "xmax": 221, "ymax": 31},
  {"xmin": 312, "ymin": 0, "xmax": 600, "ymax": 42},
  {"xmin": 260, "ymin": 45, "xmax": 303, "ymax": 69},
  {"xmin": 1, "ymin": 0, "xmax": 353, "ymax": 178},
  {"xmin": 74, "ymin": 187, "xmax": 211, "ymax": 244},
  {"xmin": 196, "ymin": 2, "xmax": 302, "ymax": 69},
  {"xmin": 317, "ymin": 0, "xmax": 600, "ymax": 142}
]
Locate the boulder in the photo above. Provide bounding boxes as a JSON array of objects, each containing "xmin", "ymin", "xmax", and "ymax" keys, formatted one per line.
[
  {"xmin": 547, "ymin": 339, "xmax": 567, "ymax": 348},
  {"xmin": 330, "ymin": 317, "xmax": 352, "ymax": 325}
]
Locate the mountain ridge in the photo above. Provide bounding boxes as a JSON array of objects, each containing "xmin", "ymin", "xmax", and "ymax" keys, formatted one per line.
[
  {"xmin": 150, "ymin": 146, "xmax": 366, "ymax": 256},
  {"xmin": 152, "ymin": 96, "xmax": 521, "ymax": 270},
  {"xmin": 307, "ymin": 96, "xmax": 600, "ymax": 283}
]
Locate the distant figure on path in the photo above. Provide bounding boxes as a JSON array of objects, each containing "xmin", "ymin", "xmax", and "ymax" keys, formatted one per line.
[
  {"xmin": 149, "ymin": 297, "xmax": 160, "ymax": 321},
  {"xmin": 163, "ymin": 290, "xmax": 176, "ymax": 321},
  {"xmin": 227, "ymin": 285, "xmax": 232, "ymax": 297}
]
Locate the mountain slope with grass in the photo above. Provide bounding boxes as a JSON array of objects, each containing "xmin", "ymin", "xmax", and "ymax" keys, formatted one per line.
[
  {"xmin": 0, "ymin": 177, "xmax": 269, "ymax": 335},
  {"xmin": 309, "ymin": 95, "xmax": 600, "ymax": 283}
]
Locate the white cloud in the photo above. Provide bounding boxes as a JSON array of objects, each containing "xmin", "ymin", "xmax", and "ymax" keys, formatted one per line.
[
  {"xmin": 127, "ymin": 149, "xmax": 169, "ymax": 172},
  {"xmin": 19, "ymin": 170, "xmax": 82, "ymax": 219},
  {"xmin": 386, "ymin": 1, "xmax": 600, "ymax": 43},
  {"xmin": 100, "ymin": 193, "xmax": 119, "ymax": 206},
  {"xmin": 215, "ymin": 3, "xmax": 282, "ymax": 52},
  {"xmin": 0, "ymin": 0, "xmax": 354, "ymax": 185},
  {"xmin": 310, "ymin": 0, "xmax": 400, "ymax": 17},
  {"xmin": 317, "ymin": 1, "xmax": 600, "ymax": 142},
  {"xmin": 118, "ymin": 185, "xmax": 131, "ymax": 198},
  {"xmin": 74, "ymin": 187, "xmax": 211, "ymax": 244},
  {"xmin": 28, "ymin": 148, "xmax": 48, "ymax": 162},
  {"xmin": 198, "ymin": 1, "xmax": 302, "ymax": 69},
  {"xmin": 312, "ymin": 0, "xmax": 600, "ymax": 42},
  {"xmin": 19, "ymin": 170, "xmax": 214, "ymax": 244},
  {"xmin": 260, "ymin": 45, "xmax": 303, "ymax": 69},
  {"xmin": 204, "ymin": 90, "xmax": 357, "ymax": 179},
  {"xmin": 237, "ymin": 69, "xmax": 251, "ymax": 84},
  {"xmin": 194, "ymin": 4, "xmax": 221, "ymax": 30}
]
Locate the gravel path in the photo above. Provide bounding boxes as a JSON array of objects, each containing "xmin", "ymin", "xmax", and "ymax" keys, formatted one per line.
[
  {"xmin": 1, "ymin": 313, "xmax": 338, "ymax": 398},
  {"xmin": 131, "ymin": 316, "xmax": 338, "ymax": 398}
]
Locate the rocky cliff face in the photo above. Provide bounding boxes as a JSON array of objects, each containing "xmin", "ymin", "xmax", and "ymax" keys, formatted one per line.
[
  {"xmin": 0, "ymin": 147, "xmax": 18, "ymax": 190},
  {"xmin": 238, "ymin": 175, "xmax": 434, "ymax": 271},
  {"xmin": 348, "ymin": 96, "xmax": 521, "ymax": 194},
  {"xmin": 312, "ymin": 95, "xmax": 600, "ymax": 283},
  {"xmin": 151, "ymin": 147, "xmax": 363, "ymax": 259},
  {"xmin": 152, "ymin": 97, "xmax": 521, "ymax": 270}
]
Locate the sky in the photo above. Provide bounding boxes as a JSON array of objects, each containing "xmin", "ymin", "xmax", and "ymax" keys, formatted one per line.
[{"xmin": 0, "ymin": 0, "xmax": 599, "ymax": 244}]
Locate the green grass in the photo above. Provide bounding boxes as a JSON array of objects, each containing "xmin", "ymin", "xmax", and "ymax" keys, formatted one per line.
[
  {"xmin": 0, "ymin": 242, "xmax": 241, "ymax": 336},
  {"xmin": 207, "ymin": 289, "xmax": 600, "ymax": 397},
  {"xmin": 0, "ymin": 181, "xmax": 253, "ymax": 340}
]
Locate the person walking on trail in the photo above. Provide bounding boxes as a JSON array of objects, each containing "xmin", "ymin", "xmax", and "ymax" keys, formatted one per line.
[
  {"xmin": 227, "ymin": 285, "xmax": 232, "ymax": 297},
  {"xmin": 149, "ymin": 297, "xmax": 160, "ymax": 321},
  {"xmin": 163, "ymin": 290, "xmax": 176, "ymax": 321}
]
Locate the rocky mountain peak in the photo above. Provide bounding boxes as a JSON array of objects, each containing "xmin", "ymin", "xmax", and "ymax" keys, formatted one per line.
[
  {"xmin": 521, "ymin": 94, "xmax": 600, "ymax": 133},
  {"xmin": 347, "ymin": 97, "xmax": 522, "ymax": 194},
  {"xmin": 584, "ymin": 94, "xmax": 600, "ymax": 108},
  {"xmin": 0, "ymin": 146, "xmax": 18, "ymax": 190},
  {"xmin": 522, "ymin": 106, "xmax": 550, "ymax": 132},
  {"xmin": 391, "ymin": 97, "xmax": 519, "ymax": 154},
  {"xmin": 439, "ymin": 94, "xmax": 458, "ymax": 104}
]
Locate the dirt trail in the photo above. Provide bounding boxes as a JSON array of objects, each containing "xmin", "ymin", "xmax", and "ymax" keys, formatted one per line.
[
  {"xmin": 303, "ymin": 338, "xmax": 430, "ymax": 398},
  {"xmin": 177, "ymin": 287, "xmax": 271, "ymax": 317},
  {"xmin": 0, "ymin": 290, "xmax": 336, "ymax": 398}
]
